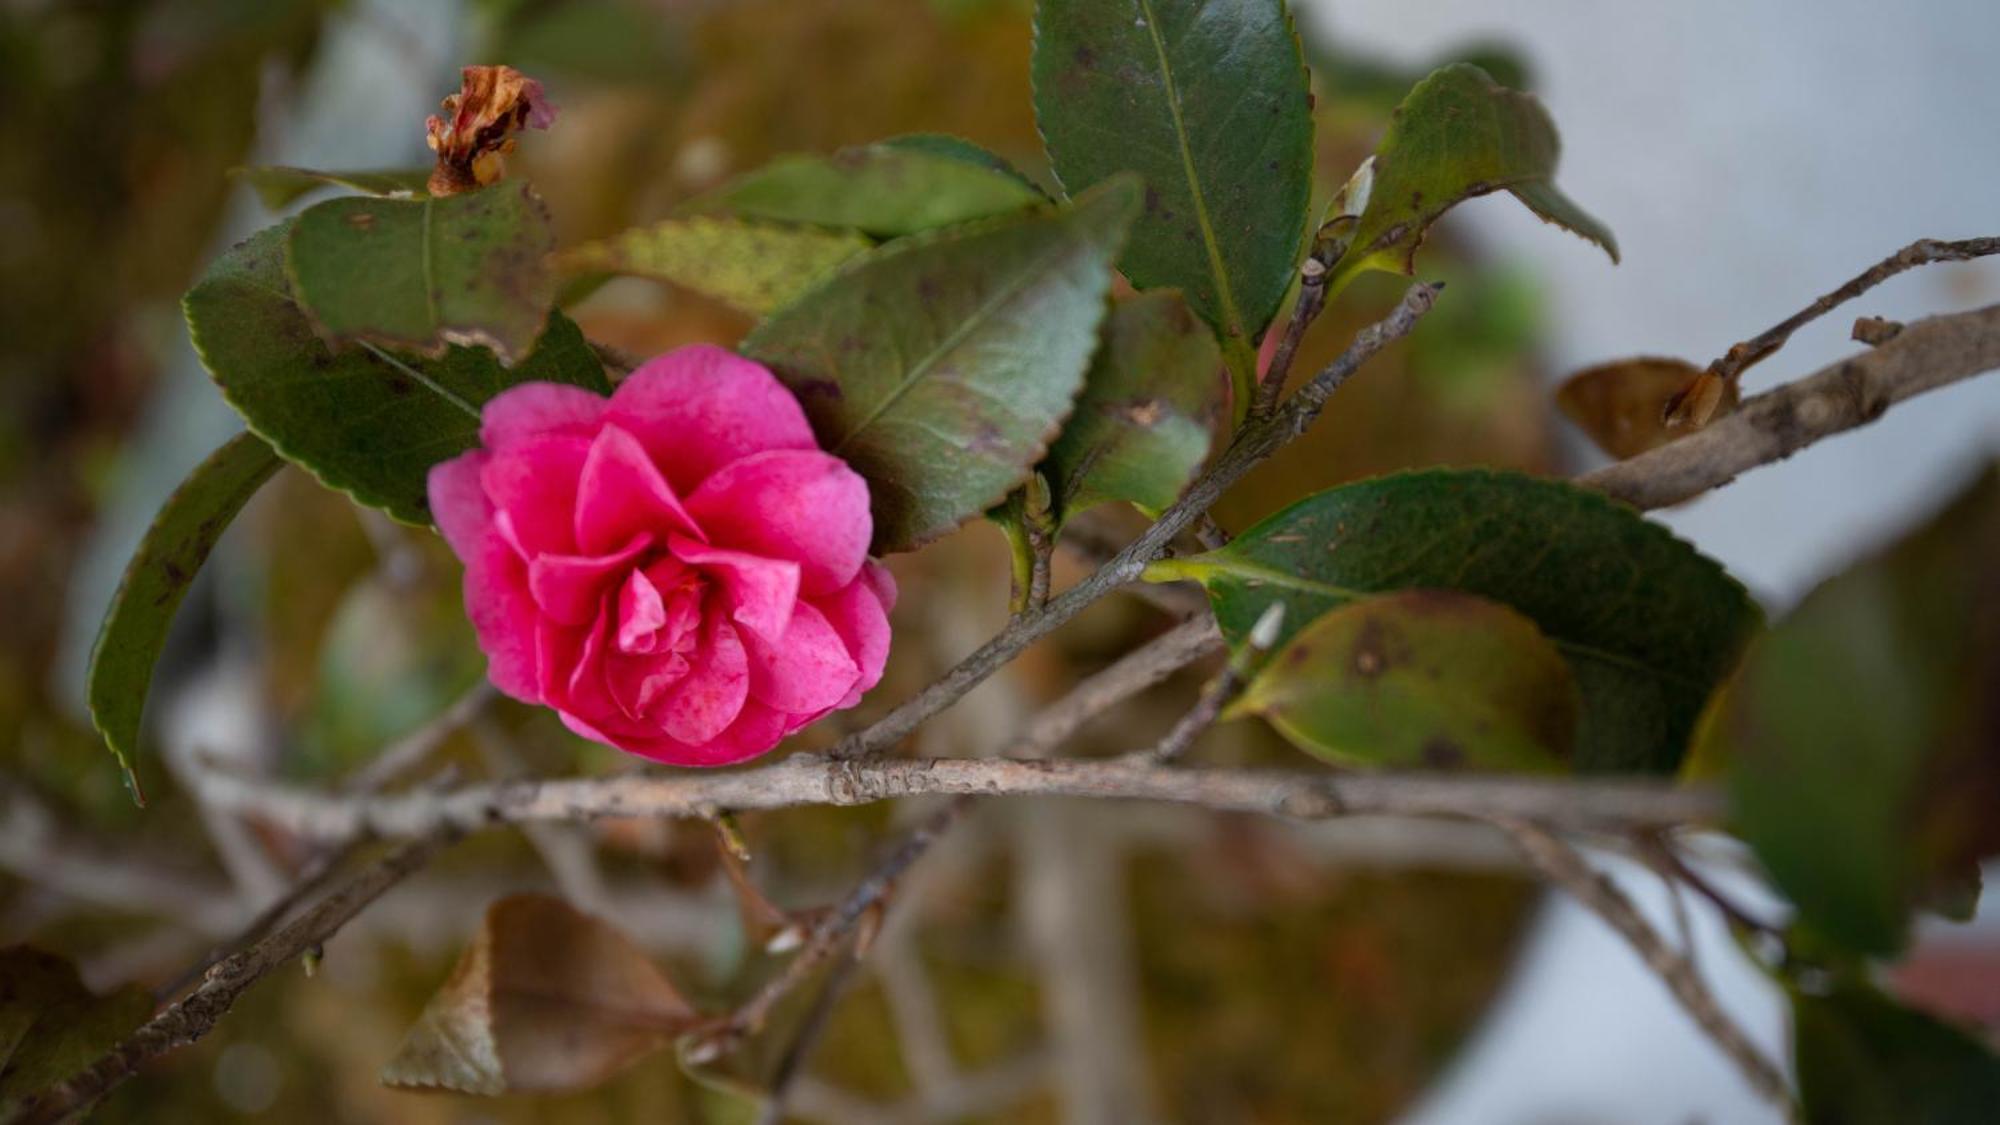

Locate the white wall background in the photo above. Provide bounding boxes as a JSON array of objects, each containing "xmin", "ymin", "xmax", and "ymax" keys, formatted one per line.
[{"xmin": 1293, "ymin": 3, "xmax": 2000, "ymax": 1122}]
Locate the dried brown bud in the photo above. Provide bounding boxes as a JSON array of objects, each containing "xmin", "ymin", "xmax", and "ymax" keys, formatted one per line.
[{"xmin": 424, "ymin": 65, "xmax": 556, "ymax": 197}]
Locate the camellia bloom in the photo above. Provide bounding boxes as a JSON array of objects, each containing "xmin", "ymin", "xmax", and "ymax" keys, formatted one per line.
[{"xmin": 428, "ymin": 346, "xmax": 894, "ymax": 766}]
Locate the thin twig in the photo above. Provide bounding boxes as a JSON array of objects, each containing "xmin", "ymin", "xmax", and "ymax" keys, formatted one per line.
[
  {"xmin": 340, "ymin": 679, "xmax": 494, "ymax": 794},
  {"xmin": 1702, "ymin": 236, "xmax": 1999, "ymax": 393},
  {"xmin": 1007, "ymin": 615, "xmax": 1223, "ymax": 760},
  {"xmin": 29, "ymin": 832, "xmax": 457, "ymax": 1121},
  {"xmin": 1248, "ymin": 255, "xmax": 1332, "ymax": 423},
  {"xmin": 1583, "ymin": 302, "xmax": 2000, "ymax": 509},
  {"xmin": 1489, "ymin": 816, "xmax": 1796, "ymax": 1119},
  {"xmin": 755, "ymin": 951, "xmax": 863, "ymax": 1125},
  {"xmin": 1125, "ymin": 603, "xmax": 1284, "ymax": 765}
]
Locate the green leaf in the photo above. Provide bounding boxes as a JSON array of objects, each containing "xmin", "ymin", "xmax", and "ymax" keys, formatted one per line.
[
  {"xmin": 878, "ymin": 133, "xmax": 1048, "ymax": 194},
  {"xmin": 553, "ymin": 216, "xmax": 870, "ymax": 316},
  {"xmin": 1032, "ymin": 0, "xmax": 1315, "ymax": 375},
  {"xmin": 681, "ymin": 139, "xmax": 1046, "ymax": 238},
  {"xmin": 285, "ymin": 182, "xmax": 558, "ymax": 365},
  {"xmin": 186, "ymin": 221, "xmax": 609, "ymax": 525},
  {"xmin": 743, "ymin": 178, "xmax": 1140, "ymax": 553},
  {"xmin": 0, "ymin": 947, "xmax": 152, "ymax": 1118},
  {"xmin": 1717, "ymin": 464, "xmax": 2000, "ymax": 957},
  {"xmin": 1148, "ymin": 469, "xmax": 1759, "ymax": 773},
  {"xmin": 1325, "ymin": 63, "xmax": 1617, "ymax": 296},
  {"xmin": 382, "ymin": 895, "xmax": 700, "ymax": 1095},
  {"xmin": 86, "ymin": 432, "xmax": 281, "ymax": 796},
  {"xmin": 1792, "ymin": 978, "xmax": 2000, "ymax": 1124},
  {"xmin": 1040, "ymin": 290, "xmax": 1223, "ymax": 524},
  {"xmin": 1235, "ymin": 589, "xmax": 1578, "ymax": 771},
  {"xmin": 231, "ymin": 165, "xmax": 430, "ymax": 210}
]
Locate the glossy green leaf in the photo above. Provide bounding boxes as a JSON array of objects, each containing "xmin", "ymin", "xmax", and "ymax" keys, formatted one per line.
[
  {"xmin": 879, "ymin": 133, "xmax": 1047, "ymax": 194},
  {"xmin": 1792, "ymin": 978, "xmax": 2000, "ymax": 1125},
  {"xmin": 1325, "ymin": 63, "xmax": 1617, "ymax": 296},
  {"xmin": 553, "ymin": 216, "xmax": 869, "ymax": 316},
  {"xmin": 1148, "ymin": 469, "xmax": 1759, "ymax": 773},
  {"xmin": 1032, "ymin": 0, "xmax": 1314, "ymax": 372},
  {"xmin": 382, "ymin": 895, "xmax": 700, "ymax": 1095},
  {"xmin": 231, "ymin": 165, "xmax": 430, "ymax": 210},
  {"xmin": 1717, "ymin": 464, "xmax": 2000, "ymax": 957},
  {"xmin": 681, "ymin": 139, "xmax": 1045, "ymax": 238},
  {"xmin": 86, "ymin": 432, "xmax": 280, "ymax": 795},
  {"xmin": 186, "ymin": 221, "xmax": 608, "ymax": 525},
  {"xmin": 1235, "ymin": 589, "xmax": 1578, "ymax": 771},
  {"xmin": 285, "ymin": 182, "xmax": 558, "ymax": 365},
  {"xmin": 744, "ymin": 178, "xmax": 1139, "ymax": 552},
  {"xmin": 1041, "ymin": 290, "xmax": 1223, "ymax": 524},
  {"xmin": 0, "ymin": 947, "xmax": 152, "ymax": 1117}
]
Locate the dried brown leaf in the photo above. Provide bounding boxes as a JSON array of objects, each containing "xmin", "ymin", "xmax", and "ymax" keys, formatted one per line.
[{"xmin": 1557, "ymin": 356, "xmax": 1738, "ymax": 460}]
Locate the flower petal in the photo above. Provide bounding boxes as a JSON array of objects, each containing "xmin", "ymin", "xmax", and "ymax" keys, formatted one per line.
[
  {"xmin": 606, "ymin": 345, "xmax": 817, "ymax": 493},
  {"xmin": 429, "ymin": 452, "xmax": 541, "ymax": 703},
  {"xmin": 654, "ymin": 618, "xmax": 750, "ymax": 745},
  {"xmin": 668, "ymin": 535, "xmax": 801, "ymax": 645},
  {"xmin": 481, "ymin": 433, "xmax": 590, "ymax": 559},
  {"xmin": 814, "ymin": 564, "xmax": 894, "ymax": 709},
  {"xmin": 574, "ymin": 424, "xmax": 701, "ymax": 555},
  {"xmin": 741, "ymin": 599, "xmax": 860, "ymax": 714},
  {"xmin": 480, "ymin": 382, "xmax": 606, "ymax": 450},
  {"xmin": 685, "ymin": 450, "xmax": 872, "ymax": 595},
  {"xmin": 616, "ymin": 567, "xmax": 666, "ymax": 652},
  {"xmin": 526, "ymin": 535, "xmax": 648, "ymax": 626}
]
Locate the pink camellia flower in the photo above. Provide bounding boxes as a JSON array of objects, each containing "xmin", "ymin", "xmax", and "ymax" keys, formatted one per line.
[{"xmin": 427, "ymin": 346, "xmax": 894, "ymax": 766}]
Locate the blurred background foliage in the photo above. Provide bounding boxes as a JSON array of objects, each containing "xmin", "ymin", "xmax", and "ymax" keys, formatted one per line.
[{"xmin": 2, "ymin": 0, "xmax": 1564, "ymax": 1119}]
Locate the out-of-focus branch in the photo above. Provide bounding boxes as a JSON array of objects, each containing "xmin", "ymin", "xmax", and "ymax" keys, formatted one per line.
[
  {"xmin": 190, "ymin": 755, "xmax": 1720, "ymax": 844},
  {"xmin": 1584, "ymin": 302, "xmax": 2000, "ymax": 510},
  {"xmin": 1007, "ymin": 615, "xmax": 1222, "ymax": 760},
  {"xmin": 1489, "ymin": 817, "xmax": 1796, "ymax": 1119},
  {"xmin": 28, "ymin": 832, "xmax": 456, "ymax": 1121}
]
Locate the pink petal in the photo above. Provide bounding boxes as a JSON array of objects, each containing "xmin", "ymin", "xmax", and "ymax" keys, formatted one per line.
[
  {"xmin": 863, "ymin": 559, "xmax": 899, "ymax": 614},
  {"xmin": 741, "ymin": 599, "xmax": 860, "ymax": 714},
  {"xmin": 654, "ymin": 618, "xmax": 751, "ymax": 745},
  {"xmin": 526, "ymin": 535, "xmax": 648, "ymax": 626},
  {"xmin": 668, "ymin": 535, "xmax": 801, "ymax": 645},
  {"xmin": 429, "ymin": 453, "xmax": 541, "ymax": 703},
  {"xmin": 481, "ymin": 433, "xmax": 590, "ymax": 559},
  {"xmin": 607, "ymin": 345, "xmax": 818, "ymax": 493},
  {"xmin": 604, "ymin": 647, "xmax": 691, "ymax": 720},
  {"xmin": 813, "ymin": 566, "xmax": 894, "ymax": 709},
  {"xmin": 637, "ymin": 701, "xmax": 793, "ymax": 767},
  {"xmin": 615, "ymin": 568, "xmax": 666, "ymax": 652},
  {"xmin": 685, "ymin": 450, "xmax": 872, "ymax": 595},
  {"xmin": 479, "ymin": 382, "xmax": 606, "ymax": 450},
  {"xmin": 574, "ymin": 424, "xmax": 701, "ymax": 556}
]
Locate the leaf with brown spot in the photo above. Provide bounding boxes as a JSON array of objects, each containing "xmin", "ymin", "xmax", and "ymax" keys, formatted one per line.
[
  {"xmin": 1556, "ymin": 356, "xmax": 1738, "ymax": 460},
  {"xmin": 381, "ymin": 894, "xmax": 702, "ymax": 1095},
  {"xmin": 1039, "ymin": 290, "xmax": 1225, "ymax": 526},
  {"xmin": 285, "ymin": 182, "xmax": 558, "ymax": 366},
  {"xmin": 188, "ymin": 220, "xmax": 607, "ymax": 525},
  {"xmin": 1324, "ymin": 63, "xmax": 1617, "ymax": 298},
  {"xmin": 1233, "ymin": 589, "xmax": 1578, "ymax": 772},
  {"xmin": 1150, "ymin": 469, "xmax": 1759, "ymax": 773}
]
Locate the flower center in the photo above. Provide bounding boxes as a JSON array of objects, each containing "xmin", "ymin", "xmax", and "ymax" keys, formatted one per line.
[{"xmin": 615, "ymin": 560, "xmax": 706, "ymax": 657}]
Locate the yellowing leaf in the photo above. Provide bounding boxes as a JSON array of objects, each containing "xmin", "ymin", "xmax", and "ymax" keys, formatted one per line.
[
  {"xmin": 554, "ymin": 216, "xmax": 870, "ymax": 317},
  {"xmin": 382, "ymin": 894, "xmax": 702, "ymax": 1095},
  {"xmin": 1234, "ymin": 589, "xmax": 1578, "ymax": 771}
]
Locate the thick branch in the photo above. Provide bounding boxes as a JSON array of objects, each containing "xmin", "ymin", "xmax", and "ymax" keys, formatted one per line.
[
  {"xmin": 1490, "ymin": 817, "xmax": 1795, "ymax": 1118},
  {"xmin": 192, "ymin": 755, "xmax": 1719, "ymax": 844},
  {"xmin": 1584, "ymin": 302, "xmax": 2000, "ymax": 509}
]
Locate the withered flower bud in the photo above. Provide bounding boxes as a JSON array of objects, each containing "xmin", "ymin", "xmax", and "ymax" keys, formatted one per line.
[{"xmin": 424, "ymin": 65, "xmax": 557, "ymax": 197}]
